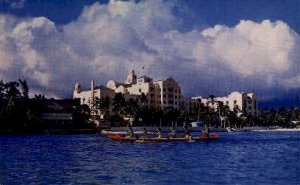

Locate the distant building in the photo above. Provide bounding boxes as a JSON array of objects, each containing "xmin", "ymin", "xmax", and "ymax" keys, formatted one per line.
[
  {"xmin": 73, "ymin": 70, "xmax": 183, "ymax": 117},
  {"xmin": 192, "ymin": 96, "xmax": 221, "ymax": 112},
  {"xmin": 192, "ymin": 91, "xmax": 258, "ymax": 116},
  {"xmin": 106, "ymin": 70, "xmax": 182, "ymax": 109},
  {"xmin": 73, "ymin": 71, "xmax": 258, "ymax": 117},
  {"xmin": 154, "ymin": 77, "xmax": 181, "ymax": 109},
  {"xmin": 73, "ymin": 80, "xmax": 115, "ymax": 116}
]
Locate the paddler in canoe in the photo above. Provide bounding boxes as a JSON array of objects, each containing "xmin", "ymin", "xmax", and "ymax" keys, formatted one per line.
[
  {"xmin": 156, "ymin": 127, "xmax": 162, "ymax": 138},
  {"xmin": 183, "ymin": 122, "xmax": 192, "ymax": 141},
  {"xmin": 126, "ymin": 124, "xmax": 135, "ymax": 138},
  {"xmin": 141, "ymin": 127, "xmax": 148, "ymax": 140},
  {"xmin": 168, "ymin": 126, "xmax": 176, "ymax": 138},
  {"xmin": 203, "ymin": 123, "xmax": 210, "ymax": 138}
]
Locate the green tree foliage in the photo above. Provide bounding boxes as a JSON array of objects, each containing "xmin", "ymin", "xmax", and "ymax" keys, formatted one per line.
[
  {"xmin": 34, "ymin": 94, "xmax": 46, "ymax": 100},
  {"xmin": 0, "ymin": 80, "xmax": 27, "ymax": 132},
  {"xmin": 72, "ymin": 104, "xmax": 91, "ymax": 127},
  {"xmin": 19, "ymin": 79, "xmax": 29, "ymax": 99},
  {"xmin": 1, "ymin": 79, "xmax": 298, "ymax": 133},
  {"xmin": 95, "ymin": 96, "xmax": 111, "ymax": 119},
  {"xmin": 0, "ymin": 79, "xmax": 92, "ymax": 134}
]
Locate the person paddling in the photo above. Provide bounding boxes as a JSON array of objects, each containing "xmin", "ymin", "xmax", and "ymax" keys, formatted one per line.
[
  {"xmin": 183, "ymin": 122, "xmax": 192, "ymax": 141},
  {"xmin": 203, "ymin": 123, "xmax": 210, "ymax": 137},
  {"xmin": 156, "ymin": 127, "xmax": 162, "ymax": 138},
  {"xmin": 142, "ymin": 127, "xmax": 148, "ymax": 139},
  {"xmin": 126, "ymin": 124, "xmax": 134, "ymax": 138},
  {"xmin": 168, "ymin": 126, "xmax": 176, "ymax": 138}
]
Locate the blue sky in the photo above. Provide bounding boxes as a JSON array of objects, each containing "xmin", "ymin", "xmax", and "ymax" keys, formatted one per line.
[
  {"xmin": 1, "ymin": 0, "xmax": 299, "ymax": 30},
  {"xmin": 0, "ymin": 0, "xmax": 299, "ymax": 108}
]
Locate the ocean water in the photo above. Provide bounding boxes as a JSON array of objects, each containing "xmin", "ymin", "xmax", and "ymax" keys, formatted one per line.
[{"xmin": 0, "ymin": 132, "xmax": 299, "ymax": 185}]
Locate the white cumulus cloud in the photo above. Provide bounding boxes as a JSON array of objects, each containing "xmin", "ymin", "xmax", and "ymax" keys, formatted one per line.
[
  {"xmin": 199, "ymin": 20, "xmax": 297, "ymax": 76},
  {"xmin": 0, "ymin": 0, "xmax": 299, "ymax": 103}
]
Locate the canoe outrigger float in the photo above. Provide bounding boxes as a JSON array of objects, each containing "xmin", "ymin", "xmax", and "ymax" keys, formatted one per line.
[{"xmin": 107, "ymin": 134, "xmax": 220, "ymax": 142}]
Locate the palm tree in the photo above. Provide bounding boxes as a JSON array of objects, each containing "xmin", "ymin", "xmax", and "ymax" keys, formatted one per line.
[
  {"xmin": 208, "ymin": 95, "xmax": 215, "ymax": 102},
  {"xmin": 0, "ymin": 81, "xmax": 25, "ymax": 131},
  {"xmin": 71, "ymin": 104, "xmax": 91, "ymax": 128},
  {"xmin": 4, "ymin": 82, "xmax": 21, "ymax": 112},
  {"xmin": 163, "ymin": 106, "xmax": 180, "ymax": 127},
  {"xmin": 0, "ymin": 80, "xmax": 5, "ymax": 110},
  {"xmin": 4, "ymin": 82, "xmax": 20, "ymax": 98},
  {"xmin": 110, "ymin": 93, "xmax": 126, "ymax": 125},
  {"xmin": 18, "ymin": 79, "xmax": 29, "ymax": 99},
  {"xmin": 188, "ymin": 99, "xmax": 205, "ymax": 122},
  {"xmin": 154, "ymin": 108, "xmax": 164, "ymax": 127},
  {"xmin": 112, "ymin": 93, "xmax": 126, "ymax": 115},
  {"xmin": 33, "ymin": 94, "xmax": 46, "ymax": 100},
  {"xmin": 291, "ymin": 108, "xmax": 300, "ymax": 121},
  {"xmin": 140, "ymin": 93, "xmax": 148, "ymax": 107},
  {"xmin": 94, "ymin": 96, "xmax": 111, "ymax": 120},
  {"xmin": 125, "ymin": 98, "xmax": 139, "ymax": 117},
  {"xmin": 218, "ymin": 103, "xmax": 231, "ymax": 128}
]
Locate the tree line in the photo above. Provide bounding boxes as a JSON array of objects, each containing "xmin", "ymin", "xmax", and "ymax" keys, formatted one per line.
[
  {"xmin": 1, "ymin": 79, "xmax": 299, "ymax": 134},
  {"xmin": 0, "ymin": 79, "xmax": 94, "ymax": 134},
  {"xmin": 92, "ymin": 93, "xmax": 300, "ymax": 129},
  {"xmin": 0, "ymin": 79, "xmax": 32, "ymax": 132}
]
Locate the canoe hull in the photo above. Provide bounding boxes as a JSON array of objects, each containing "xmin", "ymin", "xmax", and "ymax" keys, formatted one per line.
[{"xmin": 107, "ymin": 134, "xmax": 220, "ymax": 142}]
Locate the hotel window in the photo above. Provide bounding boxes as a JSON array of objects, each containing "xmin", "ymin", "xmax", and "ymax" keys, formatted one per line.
[
  {"xmin": 163, "ymin": 101, "xmax": 166, "ymax": 104},
  {"xmin": 163, "ymin": 88, "xmax": 166, "ymax": 92},
  {"xmin": 175, "ymin": 96, "xmax": 177, "ymax": 99},
  {"xmin": 139, "ymin": 89, "xmax": 141, "ymax": 92}
]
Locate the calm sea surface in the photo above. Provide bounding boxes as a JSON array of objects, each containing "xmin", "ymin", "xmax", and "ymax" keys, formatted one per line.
[{"xmin": 0, "ymin": 131, "xmax": 299, "ymax": 185}]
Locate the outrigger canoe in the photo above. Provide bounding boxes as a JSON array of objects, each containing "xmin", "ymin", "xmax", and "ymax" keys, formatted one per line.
[{"xmin": 107, "ymin": 134, "xmax": 220, "ymax": 142}]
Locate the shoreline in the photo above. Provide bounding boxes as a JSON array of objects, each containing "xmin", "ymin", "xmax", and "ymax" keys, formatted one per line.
[{"xmin": 1, "ymin": 127, "xmax": 300, "ymax": 135}]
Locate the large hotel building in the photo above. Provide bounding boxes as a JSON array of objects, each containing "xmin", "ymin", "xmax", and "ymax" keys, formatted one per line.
[{"xmin": 73, "ymin": 70, "xmax": 258, "ymax": 116}]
